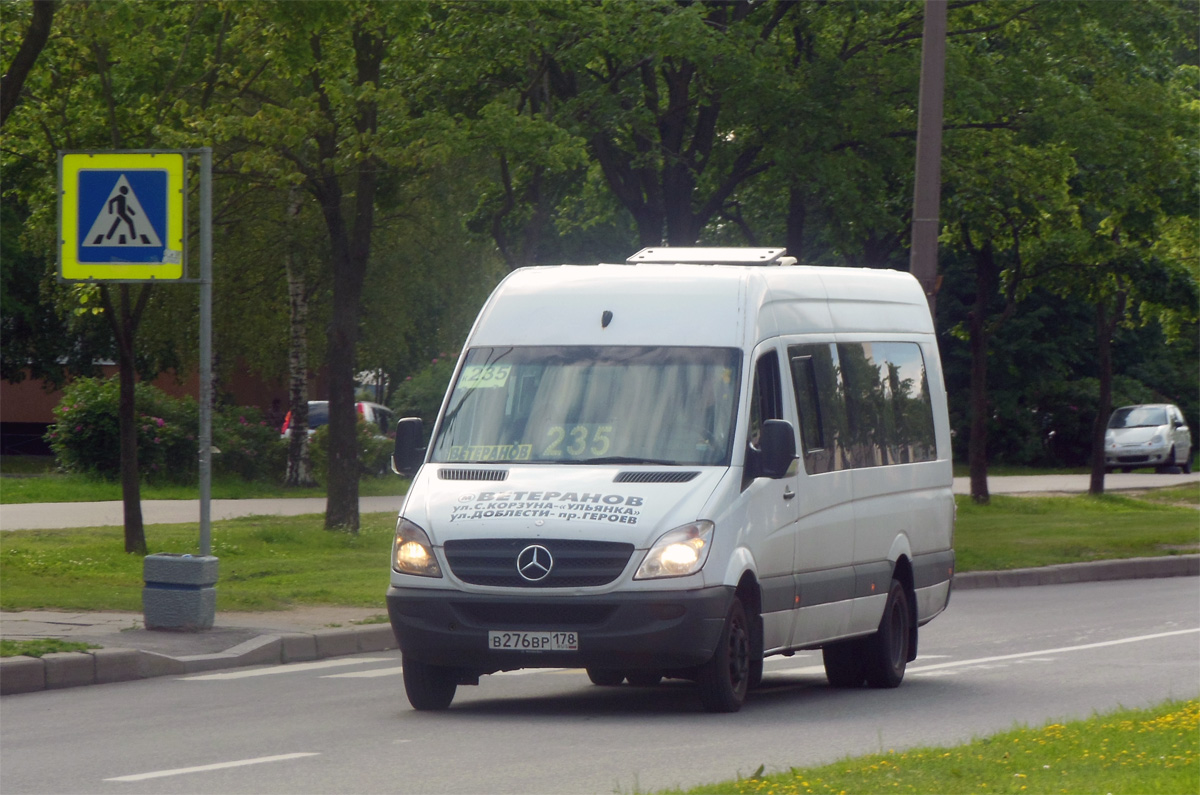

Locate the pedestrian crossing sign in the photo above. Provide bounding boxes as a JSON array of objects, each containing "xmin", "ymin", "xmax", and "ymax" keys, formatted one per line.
[{"xmin": 59, "ymin": 151, "xmax": 185, "ymax": 281}]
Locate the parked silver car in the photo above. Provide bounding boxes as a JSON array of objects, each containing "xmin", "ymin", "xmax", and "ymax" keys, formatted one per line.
[{"xmin": 1104, "ymin": 404, "xmax": 1192, "ymax": 474}]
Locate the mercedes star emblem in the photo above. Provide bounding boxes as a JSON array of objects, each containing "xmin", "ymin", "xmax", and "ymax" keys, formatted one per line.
[{"xmin": 516, "ymin": 544, "xmax": 553, "ymax": 582}]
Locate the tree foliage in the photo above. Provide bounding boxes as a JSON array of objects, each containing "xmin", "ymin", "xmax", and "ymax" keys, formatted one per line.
[{"xmin": 2, "ymin": 0, "xmax": 1196, "ymax": 530}]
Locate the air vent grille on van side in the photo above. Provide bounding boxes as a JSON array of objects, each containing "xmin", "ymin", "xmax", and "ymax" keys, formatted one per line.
[
  {"xmin": 614, "ymin": 471, "xmax": 700, "ymax": 483},
  {"xmin": 438, "ymin": 468, "xmax": 509, "ymax": 482}
]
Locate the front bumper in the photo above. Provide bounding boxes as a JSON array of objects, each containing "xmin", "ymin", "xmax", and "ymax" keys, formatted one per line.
[
  {"xmin": 386, "ymin": 584, "xmax": 733, "ymax": 673},
  {"xmin": 1105, "ymin": 447, "xmax": 1168, "ymax": 466}
]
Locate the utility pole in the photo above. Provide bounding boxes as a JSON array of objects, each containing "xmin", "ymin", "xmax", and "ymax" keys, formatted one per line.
[{"xmin": 909, "ymin": 0, "xmax": 947, "ymax": 320}]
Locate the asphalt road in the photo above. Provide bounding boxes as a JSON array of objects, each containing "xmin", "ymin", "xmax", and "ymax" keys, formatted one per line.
[
  {"xmin": 2, "ymin": 472, "xmax": 1197, "ymax": 530},
  {"xmin": 2, "ymin": 577, "xmax": 1196, "ymax": 795}
]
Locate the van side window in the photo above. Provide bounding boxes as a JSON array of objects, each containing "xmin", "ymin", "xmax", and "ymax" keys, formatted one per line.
[
  {"xmin": 788, "ymin": 343, "xmax": 845, "ymax": 474},
  {"xmin": 838, "ymin": 342, "xmax": 937, "ymax": 466},
  {"xmin": 788, "ymin": 341, "xmax": 936, "ymax": 472},
  {"xmin": 748, "ymin": 350, "xmax": 783, "ymax": 449}
]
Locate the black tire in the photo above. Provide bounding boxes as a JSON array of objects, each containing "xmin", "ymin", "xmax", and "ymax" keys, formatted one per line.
[
  {"xmin": 696, "ymin": 596, "xmax": 751, "ymax": 713},
  {"xmin": 626, "ymin": 671, "xmax": 663, "ymax": 687},
  {"xmin": 822, "ymin": 638, "xmax": 867, "ymax": 688},
  {"xmin": 747, "ymin": 658, "xmax": 764, "ymax": 690},
  {"xmin": 1183, "ymin": 456, "xmax": 1193, "ymax": 475},
  {"xmin": 586, "ymin": 667, "xmax": 625, "ymax": 686},
  {"xmin": 863, "ymin": 579, "xmax": 912, "ymax": 689},
  {"xmin": 402, "ymin": 655, "xmax": 457, "ymax": 711}
]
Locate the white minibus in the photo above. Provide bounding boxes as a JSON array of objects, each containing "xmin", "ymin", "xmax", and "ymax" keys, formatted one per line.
[{"xmin": 388, "ymin": 248, "xmax": 955, "ymax": 712}]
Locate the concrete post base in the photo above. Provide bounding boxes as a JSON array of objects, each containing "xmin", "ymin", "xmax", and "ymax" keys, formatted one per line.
[{"xmin": 143, "ymin": 554, "xmax": 219, "ymax": 631}]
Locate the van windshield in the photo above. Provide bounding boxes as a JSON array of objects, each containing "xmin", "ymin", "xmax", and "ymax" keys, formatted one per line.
[{"xmin": 431, "ymin": 346, "xmax": 742, "ymax": 466}]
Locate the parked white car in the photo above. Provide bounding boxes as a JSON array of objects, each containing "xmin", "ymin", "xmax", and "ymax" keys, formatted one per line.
[{"xmin": 1104, "ymin": 404, "xmax": 1192, "ymax": 474}]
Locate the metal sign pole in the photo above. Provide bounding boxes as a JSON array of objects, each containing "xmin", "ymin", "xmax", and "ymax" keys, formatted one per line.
[{"xmin": 198, "ymin": 147, "xmax": 213, "ymax": 556}]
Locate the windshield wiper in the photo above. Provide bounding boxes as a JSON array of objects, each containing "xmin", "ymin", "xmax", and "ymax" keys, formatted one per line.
[{"xmin": 577, "ymin": 456, "xmax": 678, "ymax": 466}]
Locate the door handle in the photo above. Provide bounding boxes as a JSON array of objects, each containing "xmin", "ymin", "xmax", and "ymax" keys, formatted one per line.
[{"xmin": 782, "ymin": 486, "xmax": 796, "ymax": 500}]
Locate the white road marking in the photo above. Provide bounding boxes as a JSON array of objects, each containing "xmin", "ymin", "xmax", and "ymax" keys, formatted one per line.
[
  {"xmin": 323, "ymin": 665, "xmax": 575, "ymax": 680},
  {"xmin": 495, "ymin": 667, "xmax": 569, "ymax": 676},
  {"xmin": 323, "ymin": 666, "xmax": 406, "ymax": 679},
  {"xmin": 183, "ymin": 658, "xmax": 390, "ymax": 681},
  {"xmin": 104, "ymin": 753, "xmax": 319, "ymax": 782},
  {"xmin": 771, "ymin": 664, "xmax": 827, "ymax": 676},
  {"xmin": 908, "ymin": 628, "xmax": 1200, "ymax": 675}
]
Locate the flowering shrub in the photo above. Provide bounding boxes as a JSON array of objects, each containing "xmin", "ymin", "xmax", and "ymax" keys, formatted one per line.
[
  {"xmin": 47, "ymin": 376, "xmax": 286, "ymax": 483},
  {"xmin": 309, "ymin": 417, "xmax": 394, "ymax": 483},
  {"xmin": 211, "ymin": 407, "xmax": 288, "ymax": 482},
  {"xmin": 48, "ymin": 377, "xmax": 196, "ymax": 482}
]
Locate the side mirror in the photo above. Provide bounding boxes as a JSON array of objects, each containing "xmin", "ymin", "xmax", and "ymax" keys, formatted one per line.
[
  {"xmin": 757, "ymin": 419, "xmax": 797, "ymax": 479},
  {"xmin": 391, "ymin": 417, "xmax": 425, "ymax": 477}
]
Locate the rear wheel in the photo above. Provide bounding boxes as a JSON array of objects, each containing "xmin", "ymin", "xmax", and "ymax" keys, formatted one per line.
[
  {"xmin": 402, "ymin": 655, "xmax": 457, "ymax": 711},
  {"xmin": 697, "ymin": 597, "xmax": 751, "ymax": 713},
  {"xmin": 863, "ymin": 579, "xmax": 912, "ymax": 688},
  {"xmin": 586, "ymin": 667, "xmax": 625, "ymax": 686},
  {"xmin": 822, "ymin": 638, "xmax": 867, "ymax": 687}
]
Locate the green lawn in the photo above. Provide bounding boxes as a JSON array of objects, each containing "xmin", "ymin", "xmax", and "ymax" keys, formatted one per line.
[
  {"xmin": 662, "ymin": 699, "xmax": 1198, "ymax": 795},
  {"xmin": 1, "ymin": 490, "xmax": 1196, "ymax": 613},
  {"xmin": 956, "ymin": 490, "xmax": 1199, "ymax": 572}
]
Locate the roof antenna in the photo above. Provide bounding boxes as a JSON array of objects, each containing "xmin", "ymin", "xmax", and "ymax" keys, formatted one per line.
[{"xmin": 601, "ymin": 310, "xmax": 613, "ymax": 328}]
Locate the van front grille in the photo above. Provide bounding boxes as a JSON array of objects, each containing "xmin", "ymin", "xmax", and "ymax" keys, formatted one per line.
[{"xmin": 443, "ymin": 538, "xmax": 634, "ymax": 588}]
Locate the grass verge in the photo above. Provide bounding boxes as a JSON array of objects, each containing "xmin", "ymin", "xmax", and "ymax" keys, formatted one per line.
[
  {"xmin": 0, "ymin": 491, "xmax": 1195, "ymax": 613},
  {"xmin": 660, "ymin": 699, "xmax": 1198, "ymax": 795},
  {"xmin": 955, "ymin": 492, "xmax": 1199, "ymax": 572},
  {"xmin": 0, "ymin": 639, "xmax": 101, "ymax": 657},
  {"xmin": 0, "ymin": 513, "xmax": 397, "ymax": 612}
]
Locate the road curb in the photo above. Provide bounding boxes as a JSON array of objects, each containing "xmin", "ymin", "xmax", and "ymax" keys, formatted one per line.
[
  {"xmin": 0, "ymin": 623, "xmax": 397, "ymax": 696},
  {"xmin": 952, "ymin": 554, "xmax": 1199, "ymax": 590}
]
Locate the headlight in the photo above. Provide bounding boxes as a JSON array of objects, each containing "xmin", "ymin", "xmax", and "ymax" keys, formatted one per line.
[
  {"xmin": 635, "ymin": 521, "xmax": 714, "ymax": 580},
  {"xmin": 392, "ymin": 518, "xmax": 442, "ymax": 577},
  {"xmin": 1149, "ymin": 433, "xmax": 1164, "ymax": 446}
]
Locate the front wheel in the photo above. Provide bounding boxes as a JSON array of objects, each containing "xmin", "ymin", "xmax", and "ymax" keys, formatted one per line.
[
  {"xmin": 863, "ymin": 579, "xmax": 912, "ymax": 688},
  {"xmin": 696, "ymin": 596, "xmax": 751, "ymax": 713},
  {"xmin": 402, "ymin": 655, "xmax": 457, "ymax": 711}
]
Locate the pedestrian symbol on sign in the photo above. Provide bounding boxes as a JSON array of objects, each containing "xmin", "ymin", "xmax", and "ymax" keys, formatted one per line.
[{"xmin": 81, "ymin": 174, "xmax": 162, "ymax": 248}]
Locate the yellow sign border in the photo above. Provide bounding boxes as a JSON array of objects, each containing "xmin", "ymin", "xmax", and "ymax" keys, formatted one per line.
[{"xmin": 60, "ymin": 152, "xmax": 185, "ymax": 281}]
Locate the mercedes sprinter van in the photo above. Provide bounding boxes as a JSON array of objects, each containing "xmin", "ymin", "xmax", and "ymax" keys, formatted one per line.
[{"xmin": 387, "ymin": 248, "xmax": 955, "ymax": 712}]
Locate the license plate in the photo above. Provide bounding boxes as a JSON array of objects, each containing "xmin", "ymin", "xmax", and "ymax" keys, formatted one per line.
[{"xmin": 488, "ymin": 630, "xmax": 578, "ymax": 652}]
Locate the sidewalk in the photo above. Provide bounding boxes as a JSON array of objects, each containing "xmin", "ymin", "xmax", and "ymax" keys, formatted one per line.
[{"xmin": 2, "ymin": 554, "xmax": 1196, "ymax": 696}]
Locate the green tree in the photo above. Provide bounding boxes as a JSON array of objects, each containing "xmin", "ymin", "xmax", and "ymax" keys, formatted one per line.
[{"xmin": 2, "ymin": 1, "xmax": 223, "ymax": 552}]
